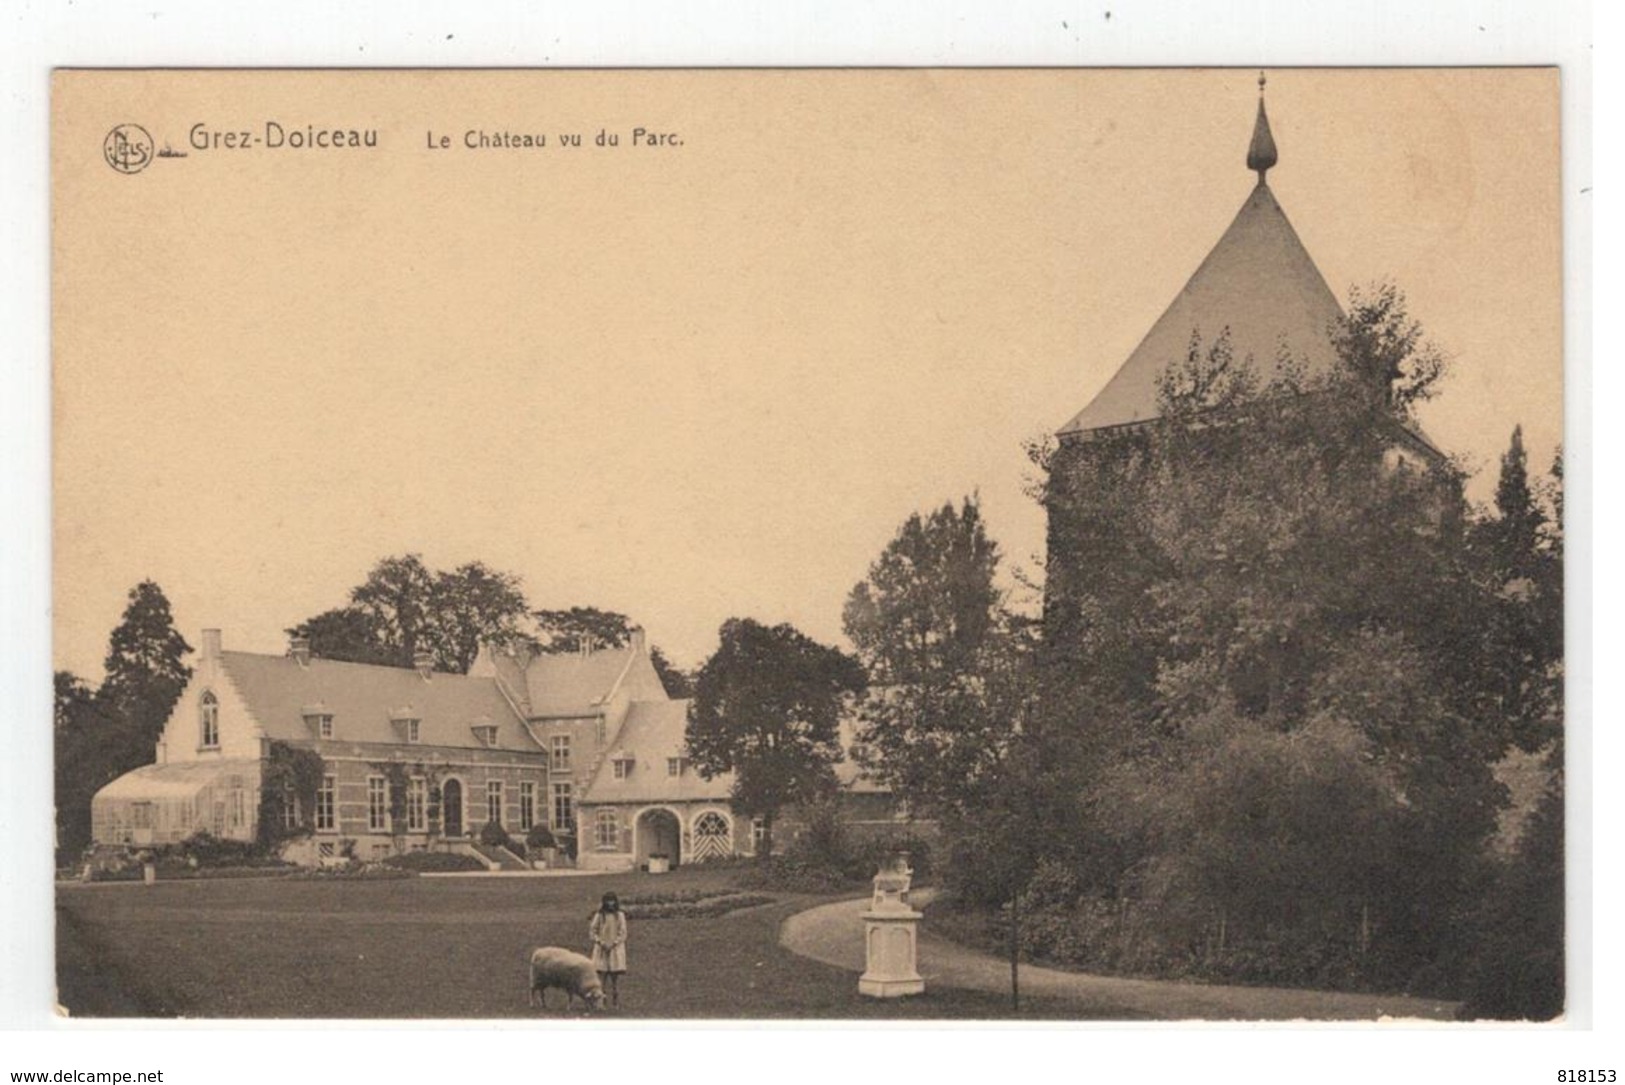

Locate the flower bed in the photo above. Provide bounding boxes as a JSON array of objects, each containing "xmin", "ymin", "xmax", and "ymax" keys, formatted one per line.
[
  {"xmin": 382, "ymin": 851, "xmax": 486, "ymax": 873},
  {"xmin": 619, "ymin": 889, "xmax": 776, "ymax": 920}
]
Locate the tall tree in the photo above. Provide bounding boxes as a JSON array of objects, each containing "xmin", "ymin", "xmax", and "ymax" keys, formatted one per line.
[
  {"xmin": 55, "ymin": 582, "xmax": 193, "ymax": 859},
  {"xmin": 349, "ymin": 553, "xmax": 438, "ymax": 662},
  {"xmin": 685, "ymin": 618, "xmax": 866, "ymax": 858},
  {"xmin": 99, "ymin": 580, "xmax": 193, "ymax": 765},
  {"xmin": 290, "ymin": 555, "xmax": 530, "ymax": 674},
  {"xmin": 1034, "ymin": 283, "xmax": 1521, "ymax": 989},
  {"xmin": 427, "ymin": 561, "xmax": 531, "ymax": 673},
  {"xmin": 1467, "ymin": 427, "xmax": 1564, "ymax": 754},
  {"xmin": 842, "ymin": 498, "xmax": 1024, "ymax": 818},
  {"xmin": 54, "ymin": 670, "xmax": 117, "ymax": 858}
]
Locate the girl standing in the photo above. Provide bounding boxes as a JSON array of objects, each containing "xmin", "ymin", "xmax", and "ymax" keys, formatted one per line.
[{"xmin": 589, "ymin": 892, "xmax": 628, "ymax": 1007}]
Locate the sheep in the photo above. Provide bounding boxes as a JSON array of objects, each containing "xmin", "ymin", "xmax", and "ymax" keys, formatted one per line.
[{"xmin": 527, "ymin": 946, "xmax": 608, "ymax": 1012}]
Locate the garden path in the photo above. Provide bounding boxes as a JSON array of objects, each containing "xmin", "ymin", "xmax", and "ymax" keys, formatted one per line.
[{"xmin": 779, "ymin": 890, "xmax": 1462, "ymax": 1022}]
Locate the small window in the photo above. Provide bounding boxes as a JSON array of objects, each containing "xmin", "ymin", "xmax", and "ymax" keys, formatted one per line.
[
  {"xmin": 281, "ymin": 790, "xmax": 300, "ymax": 830},
  {"xmin": 404, "ymin": 719, "xmax": 420, "ymax": 744},
  {"xmin": 316, "ymin": 775, "xmax": 337, "ymax": 832},
  {"xmin": 551, "ymin": 782, "xmax": 573, "ymax": 830},
  {"xmin": 199, "ymin": 691, "xmax": 220, "ymax": 749},
  {"xmin": 751, "ymin": 816, "xmax": 768, "ymax": 853},
  {"xmin": 486, "ymin": 780, "xmax": 503, "ymax": 826},
  {"xmin": 302, "ymin": 713, "xmax": 334, "ymax": 739},
  {"xmin": 367, "ymin": 776, "xmax": 389, "ymax": 832},
  {"xmin": 474, "ymin": 724, "xmax": 499, "ymax": 747},
  {"xmin": 667, "ymin": 756, "xmax": 687, "ymax": 777},
  {"xmin": 406, "ymin": 778, "xmax": 427, "ymax": 832},
  {"xmin": 551, "ymin": 735, "xmax": 571, "ymax": 773},
  {"xmin": 519, "ymin": 782, "xmax": 536, "ymax": 832},
  {"xmin": 594, "ymin": 808, "xmax": 619, "ymax": 851},
  {"xmin": 613, "ymin": 758, "xmax": 631, "ymax": 780}
]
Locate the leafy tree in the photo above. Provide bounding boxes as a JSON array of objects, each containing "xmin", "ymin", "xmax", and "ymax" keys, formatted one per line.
[
  {"xmin": 532, "ymin": 605, "xmax": 636, "ymax": 653},
  {"xmin": 287, "ymin": 606, "xmax": 396, "ymax": 668},
  {"xmin": 290, "ymin": 555, "xmax": 530, "ymax": 673},
  {"xmin": 1467, "ymin": 427, "xmax": 1564, "ymax": 754},
  {"xmin": 685, "ymin": 618, "xmax": 866, "ymax": 858},
  {"xmin": 842, "ymin": 498, "xmax": 1023, "ymax": 817},
  {"xmin": 1331, "ymin": 281, "xmax": 1450, "ymax": 413},
  {"xmin": 426, "ymin": 562, "xmax": 531, "ymax": 673},
  {"xmin": 1458, "ymin": 752, "xmax": 1564, "ymax": 1020},
  {"xmin": 843, "ymin": 498, "xmax": 1002, "ymax": 686},
  {"xmin": 348, "ymin": 553, "xmax": 439, "ymax": 662},
  {"xmin": 1034, "ymin": 282, "xmax": 1525, "ymax": 990}
]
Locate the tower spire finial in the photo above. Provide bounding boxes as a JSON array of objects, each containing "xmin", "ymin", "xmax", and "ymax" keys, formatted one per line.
[{"xmin": 1247, "ymin": 70, "xmax": 1278, "ymax": 185}]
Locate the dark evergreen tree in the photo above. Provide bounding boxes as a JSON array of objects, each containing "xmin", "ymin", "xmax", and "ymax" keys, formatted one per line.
[
  {"xmin": 55, "ymin": 582, "xmax": 193, "ymax": 860},
  {"xmin": 98, "ymin": 581, "xmax": 194, "ymax": 768},
  {"xmin": 54, "ymin": 670, "xmax": 117, "ymax": 859}
]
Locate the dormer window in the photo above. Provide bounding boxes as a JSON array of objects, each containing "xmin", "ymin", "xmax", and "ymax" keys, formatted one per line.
[
  {"xmin": 391, "ymin": 708, "xmax": 421, "ymax": 744},
  {"xmin": 303, "ymin": 708, "xmax": 334, "ymax": 739},
  {"xmin": 611, "ymin": 752, "xmax": 635, "ymax": 780},
  {"xmin": 199, "ymin": 690, "xmax": 220, "ymax": 749},
  {"xmin": 472, "ymin": 724, "xmax": 499, "ymax": 748}
]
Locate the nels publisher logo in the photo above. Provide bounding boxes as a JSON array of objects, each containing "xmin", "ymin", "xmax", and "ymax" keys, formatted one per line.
[{"xmin": 103, "ymin": 124, "xmax": 154, "ymax": 174}]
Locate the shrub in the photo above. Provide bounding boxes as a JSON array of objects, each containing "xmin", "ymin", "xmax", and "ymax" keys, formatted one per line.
[
  {"xmin": 525, "ymin": 825, "xmax": 556, "ymax": 851},
  {"xmin": 152, "ymin": 832, "xmax": 279, "ymax": 869},
  {"xmin": 478, "ymin": 821, "xmax": 514, "ymax": 850},
  {"xmin": 383, "ymin": 851, "xmax": 486, "ymax": 873}
]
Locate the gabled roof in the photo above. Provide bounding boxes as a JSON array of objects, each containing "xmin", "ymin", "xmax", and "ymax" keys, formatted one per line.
[
  {"xmin": 581, "ymin": 699, "xmax": 733, "ymax": 804},
  {"xmin": 219, "ymin": 651, "xmax": 532, "ymax": 751},
  {"xmin": 579, "ymin": 702, "xmax": 886, "ymax": 805},
  {"xmin": 1060, "ymin": 180, "xmax": 1344, "ymax": 436},
  {"xmin": 521, "ymin": 647, "xmax": 643, "ymax": 717}
]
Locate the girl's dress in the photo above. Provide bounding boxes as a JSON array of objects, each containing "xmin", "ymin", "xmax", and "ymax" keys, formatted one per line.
[{"xmin": 590, "ymin": 910, "xmax": 627, "ymax": 973}]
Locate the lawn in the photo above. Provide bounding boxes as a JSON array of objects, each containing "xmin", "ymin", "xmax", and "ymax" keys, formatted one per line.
[{"xmin": 56, "ymin": 867, "xmax": 1126, "ymax": 1020}]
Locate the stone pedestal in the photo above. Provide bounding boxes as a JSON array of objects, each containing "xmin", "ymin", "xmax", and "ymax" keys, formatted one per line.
[{"xmin": 858, "ymin": 854, "xmax": 924, "ymax": 998}]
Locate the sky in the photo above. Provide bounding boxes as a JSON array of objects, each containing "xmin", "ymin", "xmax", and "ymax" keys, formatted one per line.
[{"xmin": 53, "ymin": 68, "xmax": 1563, "ymax": 678}]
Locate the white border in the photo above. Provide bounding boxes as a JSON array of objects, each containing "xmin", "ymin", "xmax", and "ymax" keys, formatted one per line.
[{"xmin": 2, "ymin": 1, "xmax": 1600, "ymax": 1079}]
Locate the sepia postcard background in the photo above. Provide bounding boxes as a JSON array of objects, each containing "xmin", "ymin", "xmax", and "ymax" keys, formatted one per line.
[
  {"xmin": 53, "ymin": 68, "xmax": 1560, "ymax": 677},
  {"xmin": 32, "ymin": 52, "xmax": 1586, "ymax": 1069}
]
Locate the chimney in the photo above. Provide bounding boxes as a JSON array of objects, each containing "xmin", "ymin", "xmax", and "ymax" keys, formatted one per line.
[
  {"xmin": 201, "ymin": 628, "xmax": 222, "ymax": 660},
  {"xmin": 629, "ymin": 625, "xmax": 646, "ymax": 654},
  {"xmin": 289, "ymin": 635, "xmax": 311, "ymax": 667},
  {"xmin": 414, "ymin": 649, "xmax": 435, "ymax": 680}
]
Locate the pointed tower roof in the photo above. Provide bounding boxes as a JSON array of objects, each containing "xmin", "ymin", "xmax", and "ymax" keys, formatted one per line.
[{"xmin": 1059, "ymin": 81, "xmax": 1344, "ymax": 437}]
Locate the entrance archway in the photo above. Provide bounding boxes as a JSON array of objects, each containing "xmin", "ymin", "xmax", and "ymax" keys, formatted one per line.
[
  {"xmin": 636, "ymin": 808, "xmax": 681, "ymax": 868},
  {"xmin": 441, "ymin": 779, "xmax": 463, "ymax": 837}
]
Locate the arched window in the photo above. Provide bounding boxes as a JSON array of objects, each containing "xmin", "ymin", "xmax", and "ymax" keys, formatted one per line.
[{"xmin": 199, "ymin": 691, "xmax": 220, "ymax": 749}]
